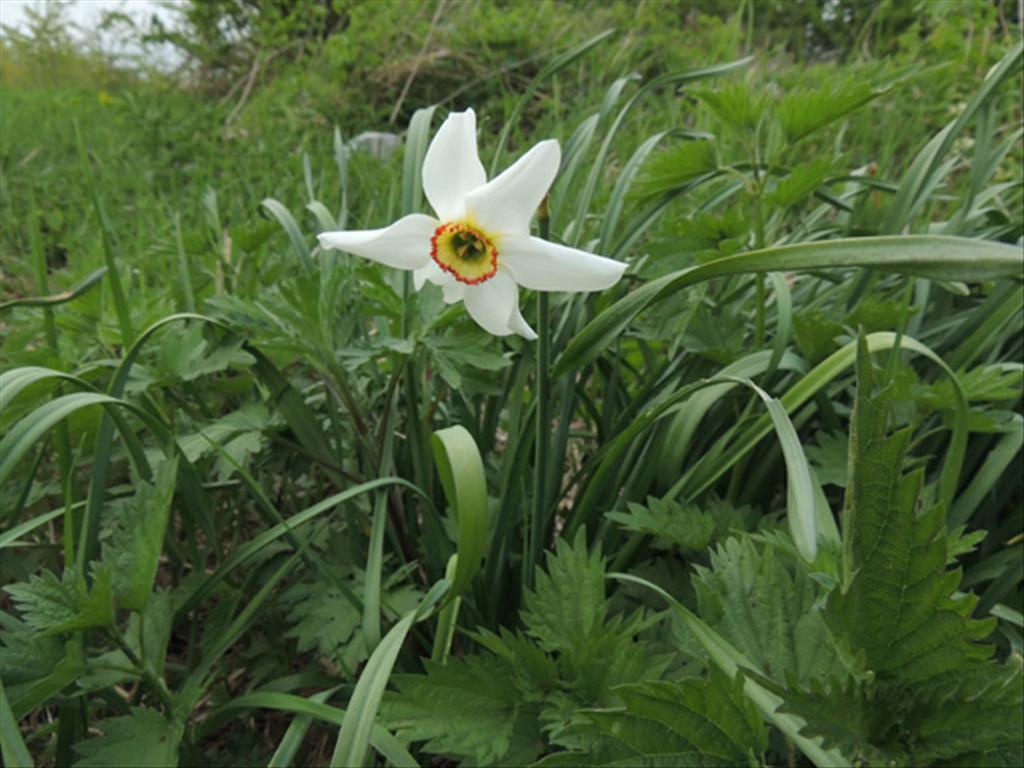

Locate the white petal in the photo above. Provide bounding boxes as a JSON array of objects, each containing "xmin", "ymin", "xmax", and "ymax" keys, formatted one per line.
[
  {"xmin": 422, "ymin": 109, "xmax": 487, "ymax": 222},
  {"xmin": 507, "ymin": 303, "xmax": 537, "ymax": 340},
  {"xmin": 317, "ymin": 214, "xmax": 436, "ymax": 270},
  {"xmin": 463, "ymin": 272, "xmax": 523, "ymax": 337},
  {"xmin": 464, "ymin": 140, "xmax": 560, "ymax": 236},
  {"xmin": 442, "ymin": 280, "xmax": 466, "ymax": 305},
  {"xmin": 413, "ymin": 260, "xmax": 451, "ymax": 290},
  {"xmin": 499, "ymin": 234, "xmax": 626, "ymax": 292}
]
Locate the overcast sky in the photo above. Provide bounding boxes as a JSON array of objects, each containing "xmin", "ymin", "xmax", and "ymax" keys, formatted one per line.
[{"xmin": 1, "ymin": 0, "xmax": 183, "ymax": 65}]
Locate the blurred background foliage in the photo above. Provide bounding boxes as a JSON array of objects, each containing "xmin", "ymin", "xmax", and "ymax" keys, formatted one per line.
[{"xmin": 2, "ymin": 0, "xmax": 1021, "ymax": 297}]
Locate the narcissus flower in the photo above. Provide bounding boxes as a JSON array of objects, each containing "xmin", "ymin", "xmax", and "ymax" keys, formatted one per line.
[{"xmin": 317, "ymin": 109, "xmax": 626, "ymax": 339}]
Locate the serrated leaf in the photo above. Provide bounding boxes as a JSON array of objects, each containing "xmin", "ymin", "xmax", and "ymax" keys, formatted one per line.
[
  {"xmin": 765, "ymin": 157, "xmax": 833, "ymax": 208},
  {"xmin": 5, "ymin": 566, "xmax": 114, "ymax": 635},
  {"xmin": 777, "ymin": 79, "xmax": 880, "ymax": 142},
  {"xmin": 542, "ymin": 668, "xmax": 767, "ymax": 767},
  {"xmin": 693, "ymin": 536, "xmax": 840, "ymax": 685},
  {"xmin": 74, "ymin": 706, "xmax": 182, "ymax": 767},
  {"xmin": 695, "ymin": 82, "xmax": 769, "ymax": 132},
  {"xmin": 607, "ymin": 497, "xmax": 715, "ymax": 552},
  {"xmin": 632, "ymin": 140, "xmax": 717, "ymax": 198},
  {"xmin": 103, "ymin": 459, "xmax": 177, "ymax": 612},
  {"xmin": 522, "ymin": 529, "xmax": 606, "ymax": 654},
  {"xmin": 382, "ymin": 653, "xmax": 540, "ymax": 766},
  {"xmin": 830, "ymin": 337, "xmax": 996, "ymax": 683},
  {"xmin": 0, "ymin": 613, "xmax": 65, "ymax": 689}
]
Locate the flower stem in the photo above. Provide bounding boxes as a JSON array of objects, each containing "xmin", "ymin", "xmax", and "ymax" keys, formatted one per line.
[{"xmin": 528, "ymin": 199, "xmax": 552, "ymax": 590}]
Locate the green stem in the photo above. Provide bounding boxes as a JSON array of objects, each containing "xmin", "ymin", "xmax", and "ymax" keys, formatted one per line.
[
  {"xmin": 527, "ymin": 201, "xmax": 552, "ymax": 590},
  {"xmin": 751, "ymin": 165, "xmax": 767, "ymax": 347},
  {"xmin": 108, "ymin": 625, "xmax": 176, "ymax": 717}
]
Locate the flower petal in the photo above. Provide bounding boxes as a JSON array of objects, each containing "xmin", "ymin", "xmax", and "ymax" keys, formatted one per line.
[
  {"xmin": 463, "ymin": 271, "xmax": 525, "ymax": 337},
  {"xmin": 499, "ymin": 234, "xmax": 626, "ymax": 292},
  {"xmin": 465, "ymin": 140, "xmax": 560, "ymax": 236},
  {"xmin": 422, "ymin": 109, "xmax": 487, "ymax": 222},
  {"xmin": 442, "ymin": 281, "xmax": 466, "ymax": 305},
  {"xmin": 507, "ymin": 303, "xmax": 538, "ymax": 340},
  {"xmin": 413, "ymin": 260, "xmax": 450, "ymax": 290},
  {"xmin": 317, "ymin": 214, "xmax": 436, "ymax": 271}
]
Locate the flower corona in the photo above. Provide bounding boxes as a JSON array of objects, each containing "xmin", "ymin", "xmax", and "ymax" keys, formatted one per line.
[{"xmin": 317, "ymin": 109, "xmax": 626, "ymax": 338}]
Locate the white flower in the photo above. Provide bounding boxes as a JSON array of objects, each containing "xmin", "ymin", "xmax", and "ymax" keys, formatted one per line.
[{"xmin": 317, "ymin": 109, "xmax": 627, "ymax": 340}]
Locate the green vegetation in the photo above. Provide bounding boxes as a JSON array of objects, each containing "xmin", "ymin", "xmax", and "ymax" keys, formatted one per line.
[{"xmin": 2, "ymin": 1, "xmax": 1022, "ymax": 766}]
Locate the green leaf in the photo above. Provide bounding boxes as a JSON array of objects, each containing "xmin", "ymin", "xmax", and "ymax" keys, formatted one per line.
[
  {"xmin": 693, "ymin": 536, "xmax": 841, "ymax": 686},
  {"xmin": 829, "ymin": 336, "xmax": 996, "ymax": 683},
  {"xmin": 284, "ymin": 566, "xmax": 419, "ymax": 673},
  {"xmin": 103, "ymin": 459, "xmax": 178, "ymax": 612},
  {"xmin": 329, "ymin": 581, "xmax": 449, "ymax": 768},
  {"xmin": 79, "ymin": 591, "xmax": 173, "ymax": 692},
  {"xmin": 154, "ymin": 325, "xmax": 254, "ymax": 384},
  {"xmin": 431, "ymin": 425, "xmax": 490, "ymax": 599},
  {"xmin": 607, "ymin": 497, "xmax": 715, "ymax": 552},
  {"xmin": 74, "ymin": 707, "xmax": 182, "ymax": 767},
  {"xmin": 555, "ymin": 236, "xmax": 1023, "ymax": 376},
  {"xmin": 777, "ymin": 79, "xmax": 881, "ymax": 143},
  {"xmin": 382, "ymin": 654, "xmax": 536, "ymax": 766},
  {"xmin": 5, "ymin": 567, "xmax": 114, "ymax": 635},
  {"xmin": 806, "ymin": 432, "xmax": 848, "ymax": 488},
  {"xmin": 0, "ymin": 677, "xmax": 33, "ymax": 768},
  {"xmin": 632, "ymin": 140, "xmax": 718, "ymax": 198},
  {"xmin": 765, "ymin": 157, "xmax": 834, "ymax": 208},
  {"xmin": 776, "ymin": 665, "xmax": 1024, "ymax": 765},
  {"xmin": 696, "ymin": 82, "xmax": 769, "ymax": 133},
  {"xmin": 522, "ymin": 529, "xmax": 606, "ymax": 654},
  {"xmin": 541, "ymin": 668, "xmax": 767, "ymax": 767}
]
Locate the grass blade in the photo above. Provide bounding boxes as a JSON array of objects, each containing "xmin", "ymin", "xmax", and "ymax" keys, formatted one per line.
[{"xmin": 555, "ymin": 236, "xmax": 1024, "ymax": 376}]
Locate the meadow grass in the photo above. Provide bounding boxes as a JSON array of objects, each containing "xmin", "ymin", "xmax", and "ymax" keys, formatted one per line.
[{"xmin": 1, "ymin": 2, "xmax": 1022, "ymax": 766}]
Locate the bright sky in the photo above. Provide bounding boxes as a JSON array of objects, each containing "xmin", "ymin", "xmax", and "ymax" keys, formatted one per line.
[
  {"xmin": 1, "ymin": 0, "xmax": 183, "ymax": 65},
  {"xmin": 1, "ymin": 0, "xmax": 176, "ymax": 32}
]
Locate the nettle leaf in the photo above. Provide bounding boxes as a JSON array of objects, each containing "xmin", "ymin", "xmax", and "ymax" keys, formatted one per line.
[
  {"xmin": 765, "ymin": 157, "xmax": 834, "ymax": 208},
  {"xmin": 523, "ymin": 528, "xmax": 607, "ymax": 654},
  {"xmin": 103, "ymin": 458, "xmax": 177, "ymax": 612},
  {"xmin": 903, "ymin": 666, "xmax": 1024, "ymax": 765},
  {"xmin": 776, "ymin": 78, "xmax": 880, "ymax": 143},
  {"xmin": 780, "ymin": 337, "xmax": 1020, "ymax": 766},
  {"xmin": 778, "ymin": 665, "xmax": 1023, "ymax": 765},
  {"xmin": 381, "ymin": 653, "xmax": 542, "ymax": 767},
  {"xmin": 521, "ymin": 529, "xmax": 673, "ymax": 746},
  {"xmin": 793, "ymin": 308, "xmax": 844, "ymax": 364},
  {"xmin": 540, "ymin": 668, "xmax": 767, "ymax": 767},
  {"xmin": 607, "ymin": 497, "xmax": 715, "ymax": 552},
  {"xmin": 829, "ymin": 338, "xmax": 996, "ymax": 684},
  {"xmin": 632, "ymin": 140, "xmax": 717, "ymax": 198},
  {"xmin": 5, "ymin": 565, "xmax": 114, "ymax": 635},
  {"xmin": 693, "ymin": 536, "xmax": 840, "ymax": 686},
  {"xmin": 74, "ymin": 706, "xmax": 182, "ymax": 767},
  {"xmin": 0, "ymin": 612, "xmax": 66, "ymax": 690},
  {"xmin": 695, "ymin": 82, "xmax": 770, "ymax": 133}
]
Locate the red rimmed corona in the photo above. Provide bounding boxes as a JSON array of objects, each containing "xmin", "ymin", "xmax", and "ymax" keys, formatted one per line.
[
  {"xmin": 318, "ymin": 109, "xmax": 626, "ymax": 338},
  {"xmin": 430, "ymin": 222, "xmax": 499, "ymax": 285}
]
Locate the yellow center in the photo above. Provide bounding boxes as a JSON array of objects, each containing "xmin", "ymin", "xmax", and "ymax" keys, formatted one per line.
[{"xmin": 431, "ymin": 222, "xmax": 498, "ymax": 284}]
